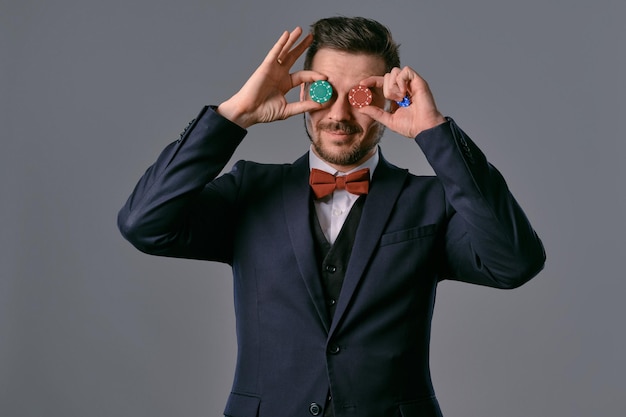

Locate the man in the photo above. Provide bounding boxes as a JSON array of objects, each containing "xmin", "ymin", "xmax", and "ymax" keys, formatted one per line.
[{"xmin": 118, "ymin": 17, "xmax": 545, "ymax": 417}]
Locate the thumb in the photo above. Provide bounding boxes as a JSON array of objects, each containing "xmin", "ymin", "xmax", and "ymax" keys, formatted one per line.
[
  {"xmin": 283, "ymin": 100, "xmax": 324, "ymax": 119},
  {"xmin": 358, "ymin": 105, "xmax": 393, "ymax": 126}
]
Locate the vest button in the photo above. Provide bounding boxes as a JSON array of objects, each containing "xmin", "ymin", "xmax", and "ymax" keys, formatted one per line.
[
  {"xmin": 325, "ymin": 265, "xmax": 337, "ymax": 273},
  {"xmin": 309, "ymin": 402, "xmax": 322, "ymax": 415}
]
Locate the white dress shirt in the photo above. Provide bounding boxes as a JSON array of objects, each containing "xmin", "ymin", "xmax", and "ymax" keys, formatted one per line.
[{"xmin": 309, "ymin": 146, "xmax": 379, "ymax": 245}]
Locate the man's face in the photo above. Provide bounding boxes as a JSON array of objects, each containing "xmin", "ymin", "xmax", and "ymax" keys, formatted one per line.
[{"xmin": 302, "ymin": 48, "xmax": 388, "ymax": 171}]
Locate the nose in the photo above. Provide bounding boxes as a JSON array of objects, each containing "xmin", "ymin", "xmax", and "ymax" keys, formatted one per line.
[{"xmin": 327, "ymin": 92, "xmax": 354, "ymax": 121}]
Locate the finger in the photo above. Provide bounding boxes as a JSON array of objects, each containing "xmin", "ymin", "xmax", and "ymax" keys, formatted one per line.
[
  {"xmin": 398, "ymin": 65, "xmax": 423, "ymax": 83},
  {"xmin": 384, "ymin": 68, "xmax": 406, "ymax": 102},
  {"xmin": 383, "ymin": 72, "xmax": 395, "ymax": 99},
  {"xmin": 290, "ymin": 70, "xmax": 327, "ymax": 86},
  {"xmin": 358, "ymin": 75, "xmax": 384, "ymax": 89},
  {"xmin": 283, "ymin": 100, "xmax": 324, "ymax": 119},
  {"xmin": 357, "ymin": 105, "xmax": 393, "ymax": 126},
  {"xmin": 265, "ymin": 30, "xmax": 292, "ymax": 66},
  {"xmin": 276, "ymin": 27, "xmax": 304, "ymax": 65},
  {"xmin": 282, "ymin": 33, "xmax": 313, "ymax": 67},
  {"xmin": 397, "ymin": 66, "xmax": 422, "ymax": 96}
]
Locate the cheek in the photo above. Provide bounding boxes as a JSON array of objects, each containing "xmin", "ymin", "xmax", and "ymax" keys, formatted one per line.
[
  {"xmin": 355, "ymin": 113, "xmax": 378, "ymax": 131},
  {"xmin": 306, "ymin": 109, "xmax": 326, "ymax": 126},
  {"xmin": 305, "ymin": 112, "xmax": 322, "ymax": 135}
]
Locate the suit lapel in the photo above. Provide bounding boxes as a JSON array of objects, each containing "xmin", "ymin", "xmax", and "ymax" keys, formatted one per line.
[
  {"xmin": 283, "ymin": 153, "xmax": 330, "ymax": 332},
  {"xmin": 328, "ymin": 156, "xmax": 408, "ymax": 337}
]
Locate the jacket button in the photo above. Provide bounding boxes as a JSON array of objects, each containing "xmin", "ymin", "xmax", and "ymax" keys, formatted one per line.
[
  {"xmin": 178, "ymin": 118, "xmax": 196, "ymax": 141},
  {"xmin": 309, "ymin": 402, "xmax": 322, "ymax": 415},
  {"xmin": 328, "ymin": 344, "xmax": 340, "ymax": 354}
]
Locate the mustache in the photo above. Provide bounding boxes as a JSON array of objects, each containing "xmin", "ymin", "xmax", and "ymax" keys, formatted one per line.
[{"xmin": 317, "ymin": 121, "xmax": 362, "ymax": 135}]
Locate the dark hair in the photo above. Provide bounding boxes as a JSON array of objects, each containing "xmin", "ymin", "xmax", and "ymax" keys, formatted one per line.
[{"xmin": 303, "ymin": 17, "xmax": 400, "ymax": 73}]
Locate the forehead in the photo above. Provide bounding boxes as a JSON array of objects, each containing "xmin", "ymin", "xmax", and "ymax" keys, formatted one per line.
[{"xmin": 310, "ymin": 48, "xmax": 386, "ymax": 85}]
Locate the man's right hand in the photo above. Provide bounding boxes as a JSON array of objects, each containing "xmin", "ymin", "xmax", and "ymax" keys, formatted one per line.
[{"xmin": 217, "ymin": 27, "xmax": 327, "ymax": 129}]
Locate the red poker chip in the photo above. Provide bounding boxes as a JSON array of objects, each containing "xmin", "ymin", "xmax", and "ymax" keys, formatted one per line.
[{"xmin": 348, "ymin": 85, "xmax": 372, "ymax": 108}]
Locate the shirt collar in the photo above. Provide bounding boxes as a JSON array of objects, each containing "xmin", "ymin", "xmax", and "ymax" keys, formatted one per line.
[{"xmin": 308, "ymin": 145, "xmax": 379, "ymax": 180}]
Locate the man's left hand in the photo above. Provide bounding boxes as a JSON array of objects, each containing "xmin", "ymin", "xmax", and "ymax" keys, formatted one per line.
[{"xmin": 358, "ymin": 66, "xmax": 446, "ymax": 138}]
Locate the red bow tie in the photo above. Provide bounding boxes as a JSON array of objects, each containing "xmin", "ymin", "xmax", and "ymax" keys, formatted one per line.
[{"xmin": 309, "ymin": 168, "xmax": 370, "ymax": 199}]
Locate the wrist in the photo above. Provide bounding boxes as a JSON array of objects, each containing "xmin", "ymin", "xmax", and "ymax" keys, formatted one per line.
[
  {"xmin": 216, "ymin": 99, "xmax": 254, "ymax": 129},
  {"xmin": 411, "ymin": 113, "xmax": 447, "ymax": 138}
]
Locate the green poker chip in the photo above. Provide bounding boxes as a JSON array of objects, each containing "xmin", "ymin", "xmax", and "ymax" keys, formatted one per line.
[{"xmin": 309, "ymin": 80, "xmax": 333, "ymax": 104}]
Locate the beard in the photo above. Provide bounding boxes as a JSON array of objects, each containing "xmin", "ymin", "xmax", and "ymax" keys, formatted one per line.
[{"xmin": 304, "ymin": 115, "xmax": 385, "ymax": 167}]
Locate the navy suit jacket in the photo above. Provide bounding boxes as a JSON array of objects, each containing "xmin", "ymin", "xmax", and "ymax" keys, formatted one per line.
[{"xmin": 118, "ymin": 106, "xmax": 545, "ymax": 417}]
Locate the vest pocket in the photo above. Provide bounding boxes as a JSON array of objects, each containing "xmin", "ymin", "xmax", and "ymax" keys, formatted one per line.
[{"xmin": 224, "ymin": 392, "xmax": 261, "ymax": 417}]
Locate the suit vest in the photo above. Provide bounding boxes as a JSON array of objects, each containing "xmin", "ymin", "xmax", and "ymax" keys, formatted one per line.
[
  {"xmin": 310, "ymin": 196, "xmax": 366, "ymax": 417},
  {"xmin": 311, "ymin": 195, "xmax": 366, "ymax": 321}
]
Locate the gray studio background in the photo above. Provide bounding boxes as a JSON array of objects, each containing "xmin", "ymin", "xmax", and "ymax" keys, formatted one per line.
[{"xmin": 2, "ymin": 0, "xmax": 624, "ymax": 416}]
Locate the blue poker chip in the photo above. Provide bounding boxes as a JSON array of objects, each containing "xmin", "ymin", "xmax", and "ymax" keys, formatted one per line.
[
  {"xmin": 396, "ymin": 95, "xmax": 411, "ymax": 107},
  {"xmin": 309, "ymin": 80, "xmax": 333, "ymax": 104}
]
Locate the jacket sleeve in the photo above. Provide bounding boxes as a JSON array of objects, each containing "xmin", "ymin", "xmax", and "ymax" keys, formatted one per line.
[
  {"xmin": 415, "ymin": 118, "xmax": 546, "ymax": 289},
  {"xmin": 117, "ymin": 106, "xmax": 247, "ymax": 263}
]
